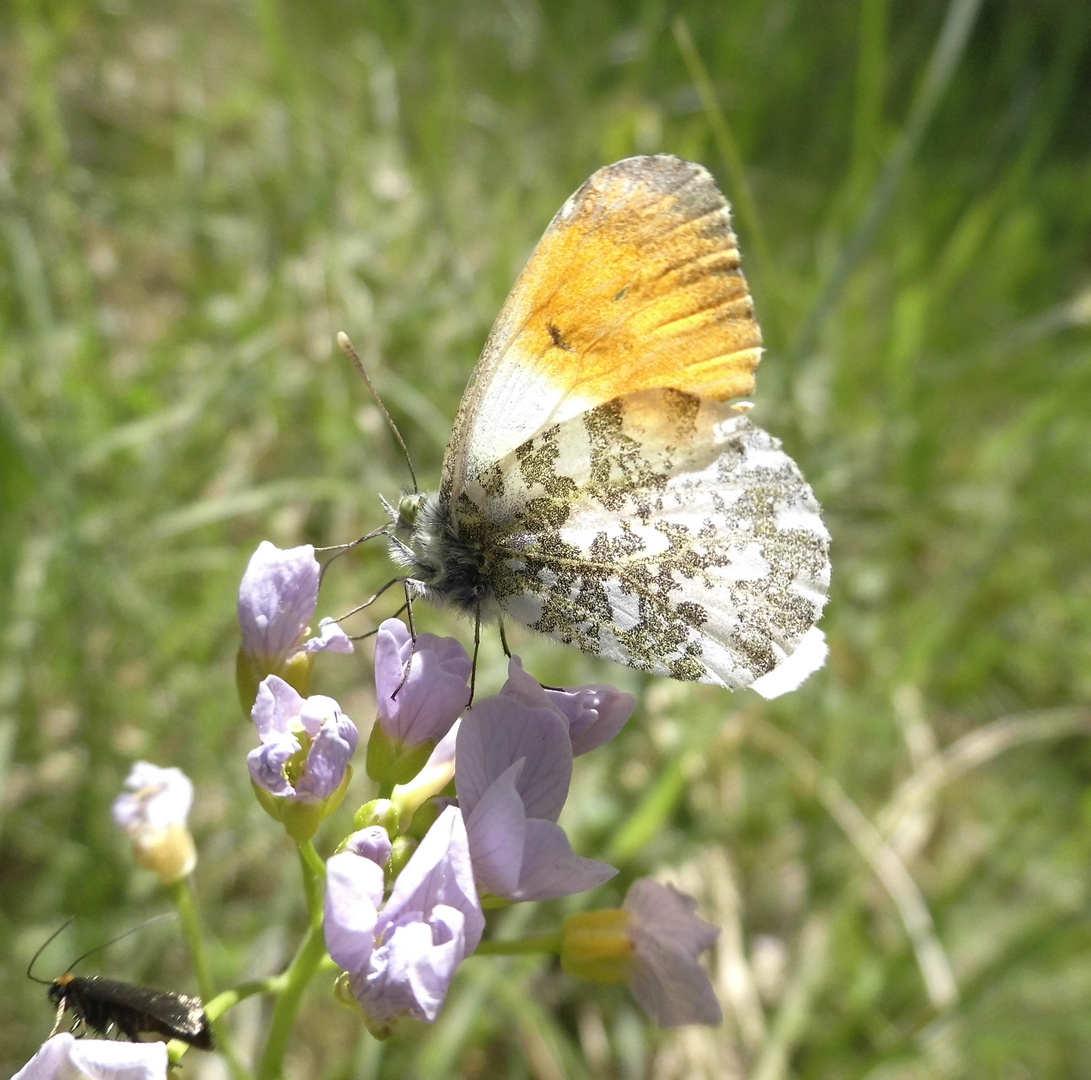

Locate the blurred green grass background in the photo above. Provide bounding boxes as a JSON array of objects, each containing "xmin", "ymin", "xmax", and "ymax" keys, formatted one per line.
[{"xmin": 2, "ymin": 0, "xmax": 1091, "ymax": 1076}]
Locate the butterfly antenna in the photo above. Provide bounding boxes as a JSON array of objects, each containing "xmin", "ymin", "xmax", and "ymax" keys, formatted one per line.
[
  {"xmin": 27, "ymin": 918, "xmax": 75, "ymax": 984},
  {"xmin": 337, "ymin": 331, "xmax": 419, "ymax": 494}
]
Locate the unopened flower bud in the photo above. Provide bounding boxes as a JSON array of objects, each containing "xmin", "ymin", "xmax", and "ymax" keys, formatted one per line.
[
  {"xmin": 236, "ymin": 542, "xmax": 353, "ymax": 711},
  {"xmin": 112, "ymin": 762, "xmax": 197, "ymax": 886},
  {"xmin": 353, "ymin": 798, "xmax": 400, "ymax": 835}
]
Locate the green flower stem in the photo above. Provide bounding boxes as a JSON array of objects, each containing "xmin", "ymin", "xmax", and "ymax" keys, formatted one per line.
[
  {"xmin": 255, "ymin": 921, "xmax": 330, "ymax": 1080},
  {"xmin": 298, "ymin": 839, "xmax": 327, "ymax": 924},
  {"xmin": 474, "ymin": 933, "xmax": 563, "ymax": 956},
  {"xmin": 169, "ymin": 876, "xmax": 214, "ymax": 1001},
  {"xmin": 167, "ymin": 876, "xmax": 249, "ymax": 1080},
  {"xmin": 207, "ymin": 977, "xmax": 285, "ymax": 1021},
  {"xmin": 252, "ymin": 841, "xmax": 330, "ymax": 1080},
  {"xmin": 170, "ymin": 977, "xmax": 278, "ymax": 1072}
]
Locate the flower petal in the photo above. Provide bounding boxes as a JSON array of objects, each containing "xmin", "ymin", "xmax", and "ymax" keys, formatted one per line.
[
  {"xmin": 247, "ymin": 736, "xmax": 300, "ymax": 797},
  {"xmin": 624, "ymin": 879, "xmax": 722, "ymax": 1027},
  {"xmin": 381, "ymin": 807, "xmax": 483, "ymax": 955},
  {"xmin": 344, "ymin": 826, "xmax": 393, "ymax": 866},
  {"xmin": 304, "ymin": 618, "xmax": 355, "ymax": 654},
  {"xmin": 325, "ymin": 851, "xmax": 386, "ymax": 974},
  {"xmin": 250, "ymin": 676, "xmax": 306, "ymax": 739},
  {"xmin": 111, "ymin": 762, "xmax": 193, "ymax": 833},
  {"xmin": 374, "ymin": 620, "xmax": 471, "ymax": 747},
  {"xmin": 237, "ymin": 542, "xmax": 319, "ymax": 664},
  {"xmin": 298, "ymin": 713, "xmax": 358, "ymax": 800},
  {"xmin": 456, "ymin": 694, "xmax": 571, "ymax": 822},
  {"xmin": 514, "ymin": 820, "xmax": 617, "ymax": 901},
  {"xmin": 545, "ymin": 684, "xmax": 636, "ymax": 756},
  {"xmin": 463, "ymin": 762, "xmax": 527, "ymax": 897},
  {"xmin": 13, "ymin": 1033, "xmax": 169, "ymax": 1080}
]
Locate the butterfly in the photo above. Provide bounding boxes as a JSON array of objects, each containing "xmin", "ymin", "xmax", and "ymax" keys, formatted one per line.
[{"xmin": 384, "ymin": 155, "xmax": 830, "ymax": 697}]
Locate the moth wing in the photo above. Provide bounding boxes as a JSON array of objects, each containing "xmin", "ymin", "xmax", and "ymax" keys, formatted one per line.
[
  {"xmin": 84, "ymin": 979, "xmax": 209, "ymax": 1038},
  {"xmin": 442, "ymin": 155, "xmax": 763, "ymax": 512},
  {"xmin": 458, "ymin": 390, "xmax": 829, "ymax": 692}
]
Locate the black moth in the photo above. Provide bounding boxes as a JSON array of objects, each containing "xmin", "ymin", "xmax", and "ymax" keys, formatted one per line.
[{"xmin": 29, "ymin": 919, "xmax": 214, "ymax": 1050}]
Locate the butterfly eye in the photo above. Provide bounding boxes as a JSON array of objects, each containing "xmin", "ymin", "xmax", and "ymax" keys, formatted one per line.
[{"xmin": 397, "ymin": 494, "xmax": 424, "ymax": 528}]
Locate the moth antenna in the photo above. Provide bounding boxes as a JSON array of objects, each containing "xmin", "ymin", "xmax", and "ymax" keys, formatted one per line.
[
  {"xmin": 27, "ymin": 918, "xmax": 75, "ymax": 985},
  {"xmin": 57, "ymin": 916, "xmax": 175, "ymax": 977},
  {"xmin": 338, "ymin": 331, "xmax": 419, "ymax": 494}
]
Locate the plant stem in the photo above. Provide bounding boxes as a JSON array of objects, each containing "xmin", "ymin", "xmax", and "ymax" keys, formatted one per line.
[
  {"xmin": 298, "ymin": 840, "xmax": 326, "ymax": 924},
  {"xmin": 254, "ymin": 843, "xmax": 330, "ymax": 1080},
  {"xmin": 168, "ymin": 876, "xmax": 249, "ymax": 1080},
  {"xmin": 473, "ymin": 933, "xmax": 562, "ymax": 957},
  {"xmin": 255, "ymin": 921, "xmax": 330, "ymax": 1080}
]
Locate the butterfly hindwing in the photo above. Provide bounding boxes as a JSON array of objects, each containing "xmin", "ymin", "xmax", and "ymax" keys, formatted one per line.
[{"xmin": 450, "ymin": 389, "xmax": 829, "ymax": 688}]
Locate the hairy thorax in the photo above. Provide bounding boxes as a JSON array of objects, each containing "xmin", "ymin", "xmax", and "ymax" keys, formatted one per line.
[{"xmin": 387, "ymin": 491, "xmax": 503, "ymax": 619}]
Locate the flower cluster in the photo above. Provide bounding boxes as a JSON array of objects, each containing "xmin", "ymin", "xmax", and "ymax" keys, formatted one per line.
[
  {"xmin": 19, "ymin": 540, "xmax": 730, "ymax": 1077},
  {"xmin": 232, "ymin": 542, "xmax": 722, "ymax": 1035}
]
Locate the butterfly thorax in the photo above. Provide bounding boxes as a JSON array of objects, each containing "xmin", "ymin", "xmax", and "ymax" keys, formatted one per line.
[{"xmin": 388, "ymin": 491, "xmax": 501, "ymax": 617}]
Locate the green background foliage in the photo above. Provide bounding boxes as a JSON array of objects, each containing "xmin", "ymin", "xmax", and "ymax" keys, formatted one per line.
[{"xmin": 2, "ymin": 0, "xmax": 1090, "ymax": 1076}]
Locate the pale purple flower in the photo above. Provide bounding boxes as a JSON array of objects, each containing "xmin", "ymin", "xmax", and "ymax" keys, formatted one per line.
[
  {"xmin": 248, "ymin": 675, "xmax": 357, "ymax": 802},
  {"xmin": 374, "ymin": 619, "xmax": 471, "ymax": 747},
  {"xmin": 237, "ymin": 542, "xmax": 352, "ymax": 669},
  {"xmin": 501, "ymin": 657, "xmax": 635, "ymax": 756},
  {"xmin": 13, "ymin": 1033, "xmax": 167, "ymax": 1080},
  {"xmin": 112, "ymin": 762, "xmax": 192, "ymax": 833},
  {"xmin": 112, "ymin": 762, "xmax": 196, "ymax": 884},
  {"xmin": 307, "ymin": 617, "xmax": 354, "ymax": 654},
  {"xmin": 623, "ymin": 879, "xmax": 722, "ymax": 1027},
  {"xmin": 456, "ymin": 686, "xmax": 616, "ymax": 901},
  {"xmin": 343, "ymin": 826, "xmax": 394, "ymax": 868},
  {"xmin": 325, "ymin": 806, "xmax": 484, "ymax": 1035}
]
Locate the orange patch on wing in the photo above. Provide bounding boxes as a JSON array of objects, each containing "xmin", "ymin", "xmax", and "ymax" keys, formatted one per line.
[{"xmin": 498, "ymin": 157, "xmax": 761, "ymax": 405}]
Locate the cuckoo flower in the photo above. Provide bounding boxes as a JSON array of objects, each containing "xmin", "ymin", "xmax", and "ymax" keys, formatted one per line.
[
  {"xmin": 367, "ymin": 619, "xmax": 471, "ymax": 787},
  {"xmin": 112, "ymin": 761, "xmax": 196, "ymax": 885},
  {"xmin": 456, "ymin": 664, "xmax": 617, "ymax": 901},
  {"xmin": 236, "ymin": 541, "xmax": 352, "ymax": 705},
  {"xmin": 500, "ymin": 657, "xmax": 635, "ymax": 756},
  {"xmin": 561, "ymin": 878, "xmax": 722, "ymax": 1027},
  {"xmin": 325, "ymin": 806, "xmax": 484, "ymax": 1037},
  {"xmin": 341, "ymin": 826, "xmax": 394, "ymax": 869},
  {"xmin": 13, "ymin": 1033, "xmax": 167, "ymax": 1080},
  {"xmin": 248, "ymin": 675, "xmax": 358, "ymax": 840}
]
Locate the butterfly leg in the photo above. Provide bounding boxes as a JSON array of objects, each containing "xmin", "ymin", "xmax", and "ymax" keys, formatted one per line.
[
  {"xmin": 466, "ymin": 604, "xmax": 483, "ymax": 706},
  {"xmin": 336, "ymin": 577, "xmax": 406, "ymax": 622},
  {"xmin": 497, "ymin": 618, "xmax": 512, "ymax": 659},
  {"xmin": 389, "ymin": 580, "xmax": 423, "ymax": 701}
]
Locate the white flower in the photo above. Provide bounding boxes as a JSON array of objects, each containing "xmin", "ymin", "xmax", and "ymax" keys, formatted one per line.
[{"xmin": 13, "ymin": 1033, "xmax": 167, "ymax": 1080}]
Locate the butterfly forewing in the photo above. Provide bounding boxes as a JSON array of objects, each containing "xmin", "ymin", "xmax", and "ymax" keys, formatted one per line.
[
  {"xmin": 453, "ymin": 389, "xmax": 829, "ymax": 689},
  {"xmin": 443, "ymin": 156, "xmax": 763, "ymax": 511}
]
